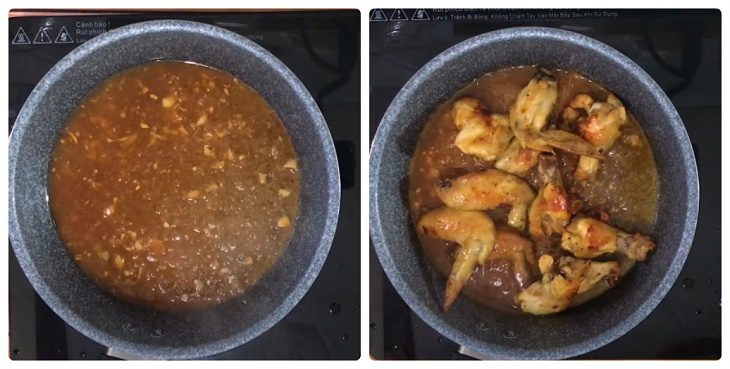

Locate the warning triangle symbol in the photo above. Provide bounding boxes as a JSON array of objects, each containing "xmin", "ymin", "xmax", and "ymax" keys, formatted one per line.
[
  {"xmin": 390, "ymin": 9, "xmax": 409, "ymax": 21},
  {"xmin": 12, "ymin": 27, "xmax": 31, "ymax": 44},
  {"xmin": 412, "ymin": 9, "xmax": 431, "ymax": 20},
  {"xmin": 55, "ymin": 26, "xmax": 74, "ymax": 44},
  {"xmin": 33, "ymin": 27, "xmax": 52, "ymax": 44},
  {"xmin": 370, "ymin": 9, "xmax": 388, "ymax": 21}
]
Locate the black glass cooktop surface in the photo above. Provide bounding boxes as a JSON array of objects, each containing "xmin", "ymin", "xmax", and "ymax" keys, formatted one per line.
[
  {"xmin": 369, "ymin": 8, "xmax": 720, "ymax": 360},
  {"xmin": 9, "ymin": 10, "xmax": 360, "ymax": 360}
]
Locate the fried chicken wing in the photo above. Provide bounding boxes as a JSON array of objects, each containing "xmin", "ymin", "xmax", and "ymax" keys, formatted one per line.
[
  {"xmin": 494, "ymin": 139, "xmax": 540, "ymax": 177},
  {"xmin": 528, "ymin": 155, "xmax": 571, "ymax": 239},
  {"xmin": 435, "ymin": 169, "xmax": 536, "ymax": 230},
  {"xmin": 517, "ymin": 255, "xmax": 579, "ymax": 315},
  {"xmin": 578, "ymin": 94, "xmax": 627, "ymax": 148},
  {"xmin": 509, "ymin": 69, "xmax": 557, "ymax": 152},
  {"xmin": 561, "ymin": 217, "xmax": 655, "ymax": 261},
  {"xmin": 566, "ymin": 94, "xmax": 628, "ymax": 180},
  {"xmin": 539, "ymin": 129, "xmax": 605, "ymax": 159},
  {"xmin": 558, "ymin": 256, "xmax": 621, "ymax": 294},
  {"xmin": 517, "ymin": 255, "xmax": 620, "ymax": 315},
  {"xmin": 417, "ymin": 207, "xmax": 497, "ymax": 312},
  {"xmin": 561, "ymin": 93, "xmax": 594, "ymax": 122},
  {"xmin": 509, "ymin": 70, "xmax": 605, "ymax": 159},
  {"xmin": 451, "ymin": 97, "xmax": 513, "ymax": 161}
]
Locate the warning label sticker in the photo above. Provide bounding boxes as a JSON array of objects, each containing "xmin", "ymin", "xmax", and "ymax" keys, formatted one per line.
[
  {"xmin": 412, "ymin": 9, "xmax": 431, "ymax": 20},
  {"xmin": 12, "ymin": 27, "xmax": 31, "ymax": 44},
  {"xmin": 370, "ymin": 9, "xmax": 388, "ymax": 21},
  {"xmin": 389, "ymin": 9, "xmax": 408, "ymax": 21},
  {"xmin": 33, "ymin": 27, "xmax": 52, "ymax": 44},
  {"xmin": 55, "ymin": 26, "xmax": 74, "ymax": 44}
]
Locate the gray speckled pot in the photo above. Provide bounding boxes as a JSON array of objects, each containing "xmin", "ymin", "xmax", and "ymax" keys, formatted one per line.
[
  {"xmin": 9, "ymin": 20, "xmax": 340, "ymax": 359},
  {"xmin": 370, "ymin": 27, "xmax": 698, "ymax": 359}
]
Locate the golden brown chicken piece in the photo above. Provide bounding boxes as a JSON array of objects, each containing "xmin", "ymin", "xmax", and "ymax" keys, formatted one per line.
[
  {"xmin": 561, "ymin": 93, "xmax": 594, "ymax": 122},
  {"xmin": 451, "ymin": 97, "xmax": 513, "ymax": 161},
  {"xmin": 517, "ymin": 255, "xmax": 579, "ymax": 315},
  {"xmin": 509, "ymin": 69, "xmax": 557, "ymax": 152},
  {"xmin": 561, "ymin": 217, "xmax": 655, "ymax": 261},
  {"xmin": 494, "ymin": 139, "xmax": 540, "ymax": 177},
  {"xmin": 417, "ymin": 207, "xmax": 496, "ymax": 312},
  {"xmin": 509, "ymin": 70, "xmax": 604, "ymax": 159},
  {"xmin": 528, "ymin": 155, "xmax": 571, "ymax": 239},
  {"xmin": 574, "ymin": 156, "xmax": 601, "ymax": 181},
  {"xmin": 577, "ymin": 94, "xmax": 627, "ymax": 149},
  {"xmin": 435, "ymin": 169, "xmax": 536, "ymax": 230},
  {"xmin": 565, "ymin": 94, "xmax": 628, "ymax": 180},
  {"xmin": 557, "ymin": 256, "xmax": 621, "ymax": 294},
  {"xmin": 517, "ymin": 255, "xmax": 620, "ymax": 315},
  {"xmin": 539, "ymin": 129, "xmax": 605, "ymax": 159}
]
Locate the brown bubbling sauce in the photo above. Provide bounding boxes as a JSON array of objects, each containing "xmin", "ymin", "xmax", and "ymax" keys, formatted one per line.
[
  {"xmin": 49, "ymin": 61, "xmax": 300, "ymax": 311},
  {"xmin": 408, "ymin": 66, "xmax": 658, "ymax": 313}
]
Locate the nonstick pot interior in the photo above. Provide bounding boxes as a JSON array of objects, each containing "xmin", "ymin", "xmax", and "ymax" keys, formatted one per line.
[
  {"xmin": 370, "ymin": 27, "xmax": 698, "ymax": 359},
  {"xmin": 9, "ymin": 20, "xmax": 340, "ymax": 359}
]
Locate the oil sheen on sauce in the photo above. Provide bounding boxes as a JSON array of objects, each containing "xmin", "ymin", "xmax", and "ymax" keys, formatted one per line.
[
  {"xmin": 48, "ymin": 61, "xmax": 300, "ymax": 311},
  {"xmin": 408, "ymin": 66, "xmax": 658, "ymax": 314}
]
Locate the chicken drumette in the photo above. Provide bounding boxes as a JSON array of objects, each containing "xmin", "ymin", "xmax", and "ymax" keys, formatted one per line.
[{"xmin": 561, "ymin": 217, "xmax": 655, "ymax": 261}]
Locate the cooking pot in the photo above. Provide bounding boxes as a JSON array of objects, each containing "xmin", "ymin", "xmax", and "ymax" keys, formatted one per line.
[
  {"xmin": 370, "ymin": 27, "xmax": 698, "ymax": 359},
  {"xmin": 9, "ymin": 19, "xmax": 340, "ymax": 359}
]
